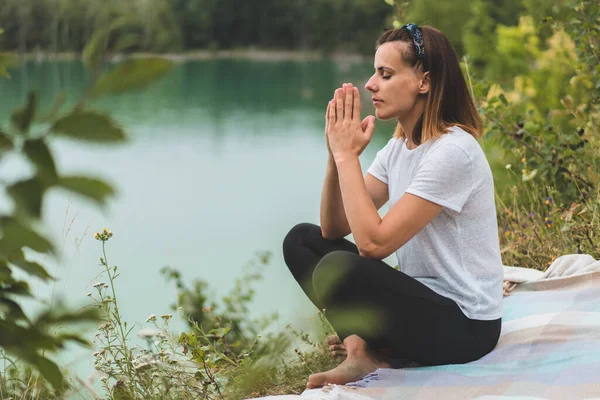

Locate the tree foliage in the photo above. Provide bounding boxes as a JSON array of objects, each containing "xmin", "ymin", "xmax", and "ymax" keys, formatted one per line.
[{"xmin": 0, "ymin": 0, "xmax": 392, "ymax": 55}]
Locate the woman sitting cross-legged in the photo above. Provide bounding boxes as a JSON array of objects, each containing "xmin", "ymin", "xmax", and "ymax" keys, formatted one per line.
[{"xmin": 282, "ymin": 24, "xmax": 503, "ymax": 389}]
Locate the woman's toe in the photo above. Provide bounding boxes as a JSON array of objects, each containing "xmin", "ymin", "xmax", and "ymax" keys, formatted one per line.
[{"xmin": 326, "ymin": 335, "xmax": 341, "ymax": 345}]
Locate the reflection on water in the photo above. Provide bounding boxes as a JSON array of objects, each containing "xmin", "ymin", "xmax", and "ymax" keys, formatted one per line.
[{"xmin": 1, "ymin": 59, "xmax": 394, "ymax": 144}]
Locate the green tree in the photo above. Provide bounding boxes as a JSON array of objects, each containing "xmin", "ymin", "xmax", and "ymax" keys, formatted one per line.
[
  {"xmin": 0, "ymin": 0, "xmax": 393, "ymax": 54},
  {"xmin": 462, "ymin": 0, "xmax": 525, "ymax": 75}
]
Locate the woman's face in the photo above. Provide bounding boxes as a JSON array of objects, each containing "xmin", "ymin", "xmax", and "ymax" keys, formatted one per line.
[{"xmin": 364, "ymin": 42, "xmax": 428, "ymax": 121}]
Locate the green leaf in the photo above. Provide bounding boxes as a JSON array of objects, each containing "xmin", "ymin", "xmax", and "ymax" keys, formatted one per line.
[
  {"xmin": 1, "ymin": 280, "xmax": 32, "ymax": 296},
  {"xmin": 0, "ymin": 261, "xmax": 12, "ymax": 280},
  {"xmin": 82, "ymin": 28, "xmax": 111, "ymax": 73},
  {"xmin": 8, "ymin": 249, "xmax": 53, "ymax": 281},
  {"xmin": 57, "ymin": 176, "xmax": 115, "ymax": 206},
  {"xmin": 499, "ymin": 94, "xmax": 509, "ymax": 106},
  {"xmin": 55, "ymin": 333, "xmax": 90, "ymax": 347},
  {"xmin": 36, "ymin": 93, "xmax": 66, "ymax": 123},
  {"xmin": 0, "ymin": 129, "xmax": 13, "ymax": 152},
  {"xmin": 82, "ymin": 17, "xmax": 131, "ymax": 74},
  {"xmin": 214, "ymin": 326, "xmax": 231, "ymax": 337},
  {"xmin": 51, "ymin": 111, "xmax": 126, "ymax": 143},
  {"xmin": 0, "ymin": 217, "xmax": 54, "ymax": 255},
  {"xmin": 23, "ymin": 139, "xmax": 58, "ymax": 184},
  {"xmin": 90, "ymin": 58, "xmax": 172, "ymax": 99},
  {"xmin": 34, "ymin": 307, "xmax": 99, "ymax": 326},
  {"xmin": 32, "ymin": 355, "xmax": 65, "ymax": 390},
  {"xmin": 0, "ymin": 323, "xmax": 55, "ymax": 354},
  {"xmin": 0, "ymin": 296, "xmax": 29, "ymax": 321},
  {"xmin": 113, "ymin": 33, "xmax": 143, "ymax": 53},
  {"xmin": 11, "ymin": 92, "xmax": 38, "ymax": 133},
  {"xmin": 7, "ymin": 177, "xmax": 44, "ymax": 218}
]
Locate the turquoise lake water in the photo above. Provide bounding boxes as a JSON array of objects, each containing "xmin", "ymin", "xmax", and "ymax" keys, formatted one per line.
[{"xmin": 0, "ymin": 58, "xmax": 402, "ymax": 383}]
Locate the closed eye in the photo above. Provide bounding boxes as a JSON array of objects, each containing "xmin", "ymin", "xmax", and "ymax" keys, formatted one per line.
[
  {"xmin": 374, "ymin": 67, "xmax": 392, "ymax": 80},
  {"xmin": 378, "ymin": 70, "xmax": 391, "ymax": 80}
]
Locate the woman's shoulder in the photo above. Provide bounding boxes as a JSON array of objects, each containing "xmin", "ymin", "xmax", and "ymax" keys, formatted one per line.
[
  {"xmin": 429, "ymin": 126, "xmax": 484, "ymax": 158},
  {"xmin": 375, "ymin": 135, "xmax": 402, "ymax": 157}
]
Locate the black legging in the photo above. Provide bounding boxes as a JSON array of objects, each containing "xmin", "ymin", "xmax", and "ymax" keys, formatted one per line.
[{"xmin": 282, "ymin": 222, "xmax": 501, "ymax": 367}]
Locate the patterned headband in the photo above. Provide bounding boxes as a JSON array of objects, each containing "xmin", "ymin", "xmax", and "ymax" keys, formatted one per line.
[{"xmin": 401, "ymin": 23, "xmax": 428, "ymax": 66}]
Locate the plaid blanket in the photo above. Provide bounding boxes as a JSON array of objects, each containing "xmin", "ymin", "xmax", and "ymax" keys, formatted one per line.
[{"xmin": 253, "ymin": 254, "xmax": 600, "ymax": 400}]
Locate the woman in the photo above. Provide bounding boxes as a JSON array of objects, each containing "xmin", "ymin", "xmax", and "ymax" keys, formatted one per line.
[{"xmin": 282, "ymin": 24, "xmax": 503, "ymax": 389}]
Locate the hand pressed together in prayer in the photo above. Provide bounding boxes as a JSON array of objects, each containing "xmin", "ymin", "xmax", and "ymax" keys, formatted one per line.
[{"xmin": 325, "ymin": 83, "xmax": 376, "ymax": 163}]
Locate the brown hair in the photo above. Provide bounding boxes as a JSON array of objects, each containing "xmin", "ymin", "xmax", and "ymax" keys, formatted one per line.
[{"xmin": 376, "ymin": 26, "xmax": 482, "ymax": 144}]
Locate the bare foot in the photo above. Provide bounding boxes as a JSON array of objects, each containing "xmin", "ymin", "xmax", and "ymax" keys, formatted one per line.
[
  {"xmin": 327, "ymin": 335, "xmax": 347, "ymax": 359},
  {"xmin": 307, "ymin": 348, "xmax": 390, "ymax": 388}
]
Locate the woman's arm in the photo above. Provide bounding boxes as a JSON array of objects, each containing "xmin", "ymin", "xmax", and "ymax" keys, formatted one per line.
[
  {"xmin": 336, "ymin": 156, "xmax": 441, "ymax": 259},
  {"xmin": 320, "ymin": 155, "xmax": 351, "ymax": 239},
  {"xmin": 320, "ymin": 157, "xmax": 389, "ymax": 240}
]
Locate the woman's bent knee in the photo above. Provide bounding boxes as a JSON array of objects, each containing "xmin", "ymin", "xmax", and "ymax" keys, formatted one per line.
[
  {"xmin": 282, "ymin": 222, "xmax": 321, "ymax": 265},
  {"xmin": 313, "ymin": 251, "xmax": 354, "ymax": 277},
  {"xmin": 285, "ymin": 223, "xmax": 321, "ymax": 241},
  {"xmin": 312, "ymin": 251, "xmax": 359, "ymax": 298},
  {"xmin": 283, "ymin": 223, "xmax": 320, "ymax": 252}
]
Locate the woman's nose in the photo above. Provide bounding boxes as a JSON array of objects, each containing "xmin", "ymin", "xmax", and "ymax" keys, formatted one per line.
[{"xmin": 365, "ymin": 78, "xmax": 376, "ymax": 92}]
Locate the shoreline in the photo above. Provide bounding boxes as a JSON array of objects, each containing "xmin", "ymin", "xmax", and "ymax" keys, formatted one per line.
[{"xmin": 13, "ymin": 48, "xmax": 371, "ymax": 63}]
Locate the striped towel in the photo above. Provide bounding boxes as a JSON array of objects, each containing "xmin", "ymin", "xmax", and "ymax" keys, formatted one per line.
[{"xmin": 251, "ymin": 254, "xmax": 600, "ymax": 400}]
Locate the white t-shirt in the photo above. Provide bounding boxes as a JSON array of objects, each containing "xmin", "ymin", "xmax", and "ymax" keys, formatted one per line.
[{"xmin": 367, "ymin": 126, "xmax": 503, "ymax": 320}]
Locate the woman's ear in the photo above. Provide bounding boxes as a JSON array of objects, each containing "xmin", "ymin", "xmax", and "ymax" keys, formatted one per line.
[{"xmin": 419, "ymin": 72, "xmax": 430, "ymax": 95}]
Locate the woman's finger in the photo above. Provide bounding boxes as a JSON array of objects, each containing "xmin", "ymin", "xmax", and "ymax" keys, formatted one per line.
[
  {"xmin": 325, "ymin": 100, "xmax": 330, "ymax": 133},
  {"xmin": 344, "ymin": 86, "xmax": 353, "ymax": 121},
  {"xmin": 336, "ymin": 89, "xmax": 343, "ymax": 122},
  {"xmin": 341, "ymin": 84, "xmax": 347, "ymax": 118},
  {"xmin": 353, "ymin": 87, "xmax": 361, "ymax": 123},
  {"xmin": 361, "ymin": 116, "xmax": 370, "ymax": 132},
  {"xmin": 328, "ymin": 100, "xmax": 336, "ymax": 127}
]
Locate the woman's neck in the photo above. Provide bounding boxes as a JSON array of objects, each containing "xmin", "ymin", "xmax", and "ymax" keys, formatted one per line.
[{"xmin": 398, "ymin": 100, "xmax": 426, "ymax": 149}]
